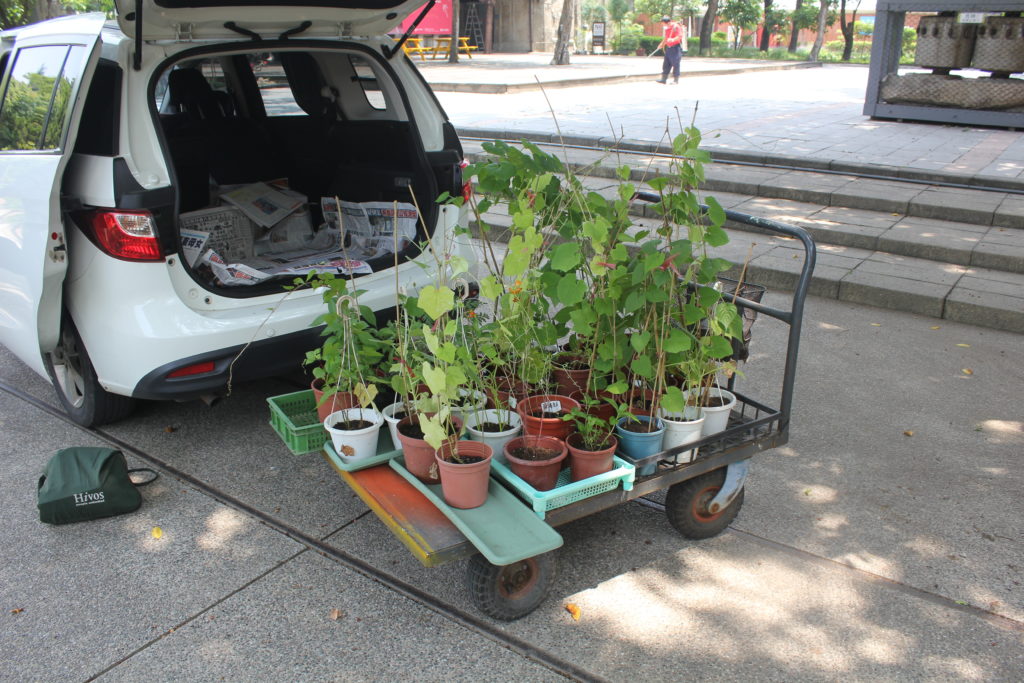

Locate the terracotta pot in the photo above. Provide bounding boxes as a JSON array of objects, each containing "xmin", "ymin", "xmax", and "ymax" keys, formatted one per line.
[
  {"xmin": 503, "ymin": 435, "xmax": 569, "ymax": 492},
  {"xmin": 395, "ymin": 414, "xmax": 463, "ymax": 484},
  {"xmin": 626, "ymin": 386, "xmax": 656, "ymax": 417},
  {"xmin": 566, "ymin": 432, "xmax": 618, "ymax": 482},
  {"xmin": 516, "ymin": 394, "xmax": 580, "ymax": 441},
  {"xmin": 435, "ymin": 440, "xmax": 493, "ymax": 509},
  {"xmin": 311, "ymin": 379, "xmax": 356, "ymax": 424},
  {"xmin": 551, "ymin": 355, "xmax": 591, "ymax": 398}
]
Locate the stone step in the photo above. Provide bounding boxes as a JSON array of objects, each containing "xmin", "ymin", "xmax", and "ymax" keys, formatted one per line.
[
  {"xmin": 462, "ymin": 142, "xmax": 1024, "ymax": 334},
  {"xmin": 462, "ymin": 139, "xmax": 1024, "ymax": 276}
]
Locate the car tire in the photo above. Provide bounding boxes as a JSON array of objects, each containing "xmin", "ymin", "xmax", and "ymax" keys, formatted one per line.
[{"xmin": 44, "ymin": 315, "xmax": 136, "ymax": 427}]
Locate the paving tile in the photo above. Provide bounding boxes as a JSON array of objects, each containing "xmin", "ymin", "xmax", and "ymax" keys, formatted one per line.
[
  {"xmin": 837, "ymin": 253, "xmax": 967, "ymax": 317},
  {"xmin": 829, "ymin": 177, "xmax": 924, "ymax": 214},
  {"xmin": 908, "ymin": 188, "xmax": 1003, "ymax": 224},
  {"xmin": 993, "ymin": 194, "xmax": 1024, "ymax": 229},
  {"xmin": 944, "ymin": 269, "xmax": 1024, "ymax": 333},
  {"xmin": 971, "ymin": 226, "xmax": 1024, "ymax": 274},
  {"xmin": 746, "ymin": 242, "xmax": 859, "ymax": 298},
  {"xmin": 878, "ymin": 218, "xmax": 983, "ymax": 266},
  {"xmin": 762, "ymin": 169, "xmax": 854, "ymax": 205},
  {"xmin": 731, "ymin": 196, "xmax": 822, "ymax": 221},
  {"xmin": 703, "ymin": 165, "xmax": 786, "ymax": 195}
]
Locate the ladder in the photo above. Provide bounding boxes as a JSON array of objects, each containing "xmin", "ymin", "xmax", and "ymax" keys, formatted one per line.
[{"xmin": 462, "ymin": 2, "xmax": 484, "ymax": 49}]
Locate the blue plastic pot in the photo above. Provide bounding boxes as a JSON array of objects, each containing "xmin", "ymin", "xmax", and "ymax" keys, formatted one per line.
[{"xmin": 615, "ymin": 415, "xmax": 665, "ymax": 476}]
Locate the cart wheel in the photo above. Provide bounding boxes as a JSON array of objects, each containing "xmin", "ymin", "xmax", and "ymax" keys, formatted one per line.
[
  {"xmin": 665, "ymin": 468, "xmax": 744, "ymax": 540},
  {"xmin": 466, "ymin": 552, "xmax": 556, "ymax": 621}
]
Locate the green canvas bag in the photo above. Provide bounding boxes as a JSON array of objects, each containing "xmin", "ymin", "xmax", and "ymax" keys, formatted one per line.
[{"xmin": 37, "ymin": 447, "xmax": 158, "ymax": 525}]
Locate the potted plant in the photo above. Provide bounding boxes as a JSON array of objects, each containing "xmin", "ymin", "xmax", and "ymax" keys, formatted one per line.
[
  {"xmin": 563, "ymin": 405, "xmax": 620, "ymax": 482},
  {"xmin": 502, "ymin": 434, "xmax": 568, "ymax": 491},
  {"xmin": 299, "ymin": 270, "xmax": 385, "ymax": 426},
  {"xmin": 435, "ymin": 439, "xmax": 493, "ymax": 509}
]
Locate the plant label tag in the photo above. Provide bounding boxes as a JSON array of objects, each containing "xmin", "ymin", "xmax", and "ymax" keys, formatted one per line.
[{"xmin": 541, "ymin": 400, "xmax": 562, "ymax": 413}]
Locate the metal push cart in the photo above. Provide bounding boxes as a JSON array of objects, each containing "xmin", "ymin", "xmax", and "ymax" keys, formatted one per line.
[{"xmin": 323, "ymin": 206, "xmax": 816, "ymax": 621}]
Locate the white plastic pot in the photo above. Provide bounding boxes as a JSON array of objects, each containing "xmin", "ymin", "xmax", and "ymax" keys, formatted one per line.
[
  {"xmin": 463, "ymin": 408, "xmax": 522, "ymax": 457},
  {"xmin": 659, "ymin": 407, "xmax": 705, "ymax": 464},
  {"xmin": 686, "ymin": 387, "xmax": 736, "ymax": 436},
  {"xmin": 382, "ymin": 401, "xmax": 410, "ymax": 452},
  {"xmin": 325, "ymin": 408, "xmax": 384, "ymax": 463},
  {"xmin": 450, "ymin": 389, "xmax": 488, "ymax": 423}
]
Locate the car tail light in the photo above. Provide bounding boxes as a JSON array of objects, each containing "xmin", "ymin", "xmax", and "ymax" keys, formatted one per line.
[
  {"xmin": 461, "ymin": 159, "xmax": 472, "ymax": 203},
  {"xmin": 88, "ymin": 210, "xmax": 163, "ymax": 262},
  {"xmin": 167, "ymin": 361, "xmax": 216, "ymax": 378}
]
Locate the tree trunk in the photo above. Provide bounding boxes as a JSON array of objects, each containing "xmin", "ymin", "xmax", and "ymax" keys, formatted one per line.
[
  {"xmin": 759, "ymin": 0, "xmax": 772, "ymax": 51},
  {"xmin": 841, "ymin": 1, "xmax": 859, "ymax": 62},
  {"xmin": 788, "ymin": 0, "xmax": 802, "ymax": 53},
  {"xmin": 551, "ymin": 0, "xmax": 574, "ymax": 65},
  {"xmin": 448, "ymin": 0, "xmax": 461, "ymax": 63},
  {"xmin": 699, "ymin": 0, "xmax": 719, "ymax": 55},
  {"xmin": 808, "ymin": 0, "xmax": 827, "ymax": 61}
]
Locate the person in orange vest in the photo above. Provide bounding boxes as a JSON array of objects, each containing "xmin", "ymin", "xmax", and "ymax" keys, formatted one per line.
[{"xmin": 656, "ymin": 16, "xmax": 684, "ymax": 84}]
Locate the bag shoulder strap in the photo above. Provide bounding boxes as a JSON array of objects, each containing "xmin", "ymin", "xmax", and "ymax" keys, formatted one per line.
[{"xmin": 127, "ymin": 468, "xmax": 159, "ymax": 487}]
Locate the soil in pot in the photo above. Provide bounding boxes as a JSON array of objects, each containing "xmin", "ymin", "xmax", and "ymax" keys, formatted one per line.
[
  {"xmin": 477, "ymin": 421, "xmax": 513, "ymax": 433},
  {"xmin": 619, "ymin": 419, "xmax": 663, "ymax": 434},
  {"xmin": 331, "ymin": 417, "xmax": 374, "ymax": 431},
  {"xmin": 507, "ymin": 445, "xmax": 562, "ymax": 461},
  {"xmin": 397, "ymin": 419, "xmax": 426, "ymax": 440},
  {"xmin": 503, "ymin": 435, "xmax": 568, "ymax": 492}
]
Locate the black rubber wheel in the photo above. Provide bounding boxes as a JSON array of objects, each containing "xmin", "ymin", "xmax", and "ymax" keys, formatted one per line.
[
  {"xmin": 466, "ymin": 552, "xmax": 556, "ymax": 621},
  {"xmin": 665, "ymin": 468, "xmax": 744, "ymax": 540},
  {"xmin": 44, "ymin": 315, "xmax": 136, "ymax": 427}
]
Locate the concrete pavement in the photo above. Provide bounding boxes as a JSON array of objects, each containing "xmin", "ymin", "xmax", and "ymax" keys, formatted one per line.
[{"xmin": 2, "ymin": 54, "xmax": 1023, "ymax": 681}]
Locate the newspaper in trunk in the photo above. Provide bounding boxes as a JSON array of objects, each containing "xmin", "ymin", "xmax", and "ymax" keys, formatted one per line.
[
  {"xmin": 322, "ymin": 199, "xmax": 418, "ymax": 257},
  {"xmin": 179, "ymin": 206, "xmax": 253, "ymax": 263},
  {"xmin": 220, "ymin": 181, "xmax": 304, "ymax": 228}
]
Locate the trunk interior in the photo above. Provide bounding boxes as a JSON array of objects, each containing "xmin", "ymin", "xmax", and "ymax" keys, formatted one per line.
[{"xmin": 156, "ymin": 45, "xmax": 457, "ymax": 294}]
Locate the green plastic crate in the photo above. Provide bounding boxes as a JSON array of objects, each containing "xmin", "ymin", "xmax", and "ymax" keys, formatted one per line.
[
  {"xmin": 490, "ymin": 453, "xmax": 635, "ymax": 519},
  {"xmin": 267, "ymin": 390, "xmax": 327, "ymax": 455}
]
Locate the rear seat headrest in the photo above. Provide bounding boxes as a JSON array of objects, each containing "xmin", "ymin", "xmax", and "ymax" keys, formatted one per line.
[{"xmin": 167, "ymin": 68, "xmax": 226, "ymax": 120}]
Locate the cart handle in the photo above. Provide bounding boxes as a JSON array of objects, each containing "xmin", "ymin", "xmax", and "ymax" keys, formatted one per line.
[{"xmin": 633, "ymin": 191, "xmax": 817, "ymax": 432}]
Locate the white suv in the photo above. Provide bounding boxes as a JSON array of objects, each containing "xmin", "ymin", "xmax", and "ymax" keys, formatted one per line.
[{"xmin": 0, "ymin": 3, "xmax": 470, "ymax": 427}]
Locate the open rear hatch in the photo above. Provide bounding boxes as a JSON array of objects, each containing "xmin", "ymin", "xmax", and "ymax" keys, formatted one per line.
[{"xmin": 114, "ymin": 0, "xmax": 426, "ymax": 40}]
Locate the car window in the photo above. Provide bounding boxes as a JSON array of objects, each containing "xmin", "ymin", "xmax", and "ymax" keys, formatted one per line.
[
  {"xmin": 349, "ymin": 54, "xmax": 387, "ymax": 111},
  {"xmin": 254, "ymin": 54, "xmax": 304, "ymax": 117},
  {"xmin": 0, "ymin": 44, "xmax": 84, "ymax": 152}
]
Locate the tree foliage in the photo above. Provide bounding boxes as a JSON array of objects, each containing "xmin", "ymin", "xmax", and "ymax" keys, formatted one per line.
[
  {"xmin": 719, "ymin": 0, "xmax": 761, "ymax": 49},
  {"xmin": 2, "ymin": 0, "xmax": 114, "ymax": 29}
]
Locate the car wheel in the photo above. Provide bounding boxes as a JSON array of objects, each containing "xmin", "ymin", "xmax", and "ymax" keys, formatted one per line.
[{"xmin": 44, "ymin": 316, "xmax": 136, "ymax": 427}]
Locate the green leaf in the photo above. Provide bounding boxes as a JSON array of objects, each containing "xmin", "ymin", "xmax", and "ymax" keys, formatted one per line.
[
  {"xmin": 630, "ymin": 331, "xmax": 652, "ymax": 353},
  {"xmin": 556, "ymin": 274, "xmax": 587, "ymax": 306},
  {"xmin": 664, "ymin": 329, "xmax": 693, "ymax": 353},
  {"xmin": 417, "ymin": 285, "xmax": 454, "ymax": 321},
  {"xmin": 704, "ymin": 335, "xmax": 735, "ymax": 359},
  {"xmin": 645, "ymin": 288, "xmax": 669, "ymax": 303},
  {"xmin": 421, "ymin": 362, "xmax": 447, "ymax": 394},
  {"xmin": 512, "ymin": 209, "xmax": 535, "ymax": 230},
  {"xmin": 706, "ymin": 224, "xmax": 729, "ymax": 248},
  {"xmin": 705, "ymin": 196, "xmax": 726, "ymax": 228},
  {"xmin": 661, "ymin": 385, "xmax": 685, "ymax": 413},
  {"xmin": 606, "ymin": 381, "xmax": 630, "ymax": 395},
  {"xmin": 624, "ymin": 289, "xmax": 646, "ymax": 313},
  {"xmin": 582, "ymin": 218, "xmax": 610, "ymax": 246},
  {"xmin": 549, "ymin": 242, "xmax": 581, "ymax": 272},
  {"xmin": 419, "ymin": 414, "xmax": 447, "ymax": 451},
  {"xmin": 630, "ymin": 355, "xmax": 654, "ymax": 379},
  {"xmin": 479, "ymin": 275, "xmax": 503, "ymax": 300},
  {"xmin": 616, "ymin": 165, "xmax": 631, "ymax": 181}
]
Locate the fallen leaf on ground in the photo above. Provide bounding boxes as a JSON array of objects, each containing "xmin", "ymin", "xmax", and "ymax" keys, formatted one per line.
[
  {"xmin": 956, "ymin": 343, "xmax": 970, "ymax": 348},
  {"xmin": 870, "ymin": 323, "xmax": 881, "ymax": 327},
  {"xmin": 903, "ymin": 430, "xmax": 914, "ymax": 437},
  {"xmin": 962, "ymin": 368, "xmax": 973, "ymax": 375},
  {"xmin": 11, "ymin": 608, "xmax": 23, "ymax": 614},
  {"xmin": 164, "ymin": 426, "xmax": 176, "ymax": 433},
  {"xmin": 151, "ymin": 527, "xmax": 163, "ymax": 539},
  {"xmin": 329, "ymin": 608, "xmax": 342, "ymax": 621},
  {"xmin": 930, "ymin": 326, "xmax": 941, "ymax": 330},
  {"xmin": 565, "ymin": 603, "xmax": 581, "ymax": 621}
]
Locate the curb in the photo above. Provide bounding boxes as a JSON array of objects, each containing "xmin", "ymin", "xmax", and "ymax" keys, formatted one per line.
[
  {"xmin": 428, "ymin": 60, "xmax": 821, "ymax": 94},
  {"xmin": 456, "ymin": 128, "xmax": 1024, "ymax": 194}
]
